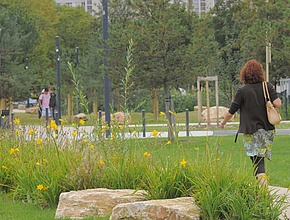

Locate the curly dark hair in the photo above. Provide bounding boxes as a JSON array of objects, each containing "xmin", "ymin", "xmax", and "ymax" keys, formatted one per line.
[{"xmin": 239, "ymin": 59, "xmax": 265, "ymax": 84}]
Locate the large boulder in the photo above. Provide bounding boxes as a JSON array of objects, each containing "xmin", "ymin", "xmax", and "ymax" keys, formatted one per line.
[
  {"xmin": 25, "ymin": 107, "xmax": 38, "ymax": 114},
  {"xmin": 101, "ymin": 112, "xmax": 132, "ymax": 125},
  {"xmin": 201, "ymin": 106, "xmax": 234, "ymax": 122},
  {"xmin": 110, "ymin": 197, "xmax": 200, "ymax": 220},
  {"xmin": 74, "ymin": 113, "xmax": 88, "ymax": 122},
  {"xmin": 55, "ymin": 188, "xmax": 147, "ymax": 219},
  {"xmin": 112, "ymin": 112, "xmax": 132, "ymax": 125},
  {"xmin": 18, "ymin": 104, "xmax": 26, "ymax": 110}
]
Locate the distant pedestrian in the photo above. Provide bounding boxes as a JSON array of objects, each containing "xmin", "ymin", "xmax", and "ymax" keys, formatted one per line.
[
  {"xmin": 38, "ymin": 87, "xmax": 51, "ymax": 124},
  {"xmin": 49, "ymin": 87, "xmax": 56, "ymax": 120}
]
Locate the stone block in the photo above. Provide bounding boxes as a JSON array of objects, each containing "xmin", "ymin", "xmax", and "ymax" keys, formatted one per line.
[
  {"xmin": 25, "ymin": 107, "xmax": 38, "ymax": 114},
  {"xmin": 110, "ymin": 197, "xmax": 199, "ymax": 220},
  {"xmin": 74, "ymin": 113, "xmax": 88, "ymax": 122},
  {"xmin": 201, "ymin": 106, "xmax": 234, "ymax": 122},
  {"xmin": 55, "ymin": 188, "xmax": 147, "ymax": 219}
]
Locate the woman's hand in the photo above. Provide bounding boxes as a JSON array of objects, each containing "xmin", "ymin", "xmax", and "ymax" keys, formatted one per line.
[{"xmin": 220, "ymin": 122, "xmax": 226, "ymax": 129}]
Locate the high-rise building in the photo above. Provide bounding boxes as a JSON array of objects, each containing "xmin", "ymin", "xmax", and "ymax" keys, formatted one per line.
[
  {"xmin": 55, "ymin": 0, "xmax": 217, "ymax": 16},
  {"xmin": 54, "ymin": 0, "xmax": 101, "ymax": 15},
  {"xmin": 170, "ymin": 0, "xmax": 217, "ymax": 14}
]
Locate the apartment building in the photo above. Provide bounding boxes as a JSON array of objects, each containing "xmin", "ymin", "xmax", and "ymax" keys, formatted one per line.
[
  {"xmin": 55, "ymin": 0, "xmax": 101, "ymax": 14},
  {"xmin": 55, "ymin": 0, "xmax": 217, "ymax": 15},
  {"xmin": 179, "ymin": 0, "xmax": 217, "ymax": 14},
  {"xmin": 194, "ymin": 0, "xmax": 217, "ymax": 13}
]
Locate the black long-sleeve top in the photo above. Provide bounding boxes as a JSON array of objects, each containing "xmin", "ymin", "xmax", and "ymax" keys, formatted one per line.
[{"xmin": 229, "ymin": 82, "xmax": 278, "ymax": 134}]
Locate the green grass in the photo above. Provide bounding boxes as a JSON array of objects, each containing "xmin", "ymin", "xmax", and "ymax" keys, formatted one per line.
[
  {"xmin": 1, "ymin": 135, "xmax": 289, "ymax": 219},
  {"xmin": 0, "ymin": 193, "xmax": 109, "ymax": 220},
  {"xmin": 0, "ymin": 193, "xmax": 56, "ymax": 220},
  {"xmin": 1, "ymin": 113, "xmax": 290, "ymax": 219}
]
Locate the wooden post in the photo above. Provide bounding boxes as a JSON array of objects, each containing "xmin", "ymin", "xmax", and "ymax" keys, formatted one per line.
[
  {"xmin": 197, "ymin": 76, "xmax": 218, "ymax": 127},
  {"xmin": 68, "ymin": 93, "xmax": 72, "ymax": 123},
  {"xmin": 215, "ymin": 78, "xmax": 219, "ymax": 125},
  {"xmin": 197, "ymin": 79, "xmax": 201, "ymax": 125},
  {"xmin": 206, "ymin": 80, "xmax": 210, "ymax": 127},
  {"xmin": 152, "ymin": 88, "xmax": 159, "ymax": 121},
  {"xmin": 93, "ymin": 101, "xmax": 98, "ymax": 116}
]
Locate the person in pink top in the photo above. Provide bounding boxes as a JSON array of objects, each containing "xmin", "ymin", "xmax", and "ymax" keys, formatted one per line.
[{"xmin": 38, "ymin": 87, "xmax": 51, "ymax": 123}]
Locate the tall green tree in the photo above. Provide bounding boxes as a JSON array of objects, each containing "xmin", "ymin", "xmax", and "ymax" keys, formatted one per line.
[{"xmin": 0, "ymin": 11, "xmax": 32, "ymax": 101}]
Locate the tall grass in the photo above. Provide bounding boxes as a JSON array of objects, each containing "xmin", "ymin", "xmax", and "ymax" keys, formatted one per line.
[{"xmin": 0, "ymin": 117, "xmax": 288, "ymax": 219}]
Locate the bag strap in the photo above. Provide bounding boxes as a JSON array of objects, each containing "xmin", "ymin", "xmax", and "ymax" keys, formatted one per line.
[{"xmin": 262, "ymin": 81, "xmax": 270, "ymax": 101}]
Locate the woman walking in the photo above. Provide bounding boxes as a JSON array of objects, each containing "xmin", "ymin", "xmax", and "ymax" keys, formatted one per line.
[{"xmin": 220, "ymin": 59, "xmax": 281, "ymax": 186}]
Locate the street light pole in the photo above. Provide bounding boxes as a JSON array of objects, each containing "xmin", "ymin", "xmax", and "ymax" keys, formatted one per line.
[
  {"xmin": 102, "ymin": 0, "xmax": 111, "ymax": 136},
  {"xmin": 56, "ymin": 36, "xmax": 61, "ymax": 125},
  {"xmin": 25, "ymin": 58, "xmax": 30, "ymax": 108},
  {"xmin": 265, "ymin": 42, "xmax": 271, "ymax": 82}
]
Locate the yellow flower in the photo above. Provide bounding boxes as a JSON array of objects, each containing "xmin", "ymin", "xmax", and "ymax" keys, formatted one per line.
[
  {"xmin": 36, "ymin": 138, "xmax": 43, "ymax": 145},
  {"xmin": 262, "ymin": 174, "xmax": 268, "ymax": 179},
  {"xmin": 46, "ymin": 125, "xmax": 51, "ymax": 129},
  {"xmin": 9, "ymin": 148, "xmax": 15, "ymax": 154},
  {"xmin": 55, "ymin": 134, "xmax": 58, "ymax": 137},
  {"xmin": 1, "ymin": 165, "xmax": 7, "ymax": 169},
  {"xmin": 28, "ymin": 129, "xmax": 35, "ymax": 135},
  {"xmin": 16, "ymin": 129, "xmax": 22, "ymax": 136},
  {"xmin": 168, "ymin": 110, "xmax": 175, "ymax": 115},
  {"xmin": 15, "ymin": 148, "xmax": 19, "ymax": 152},
  {"xmin": 98, "ymin": 160, "xmax": 105, "ymax": 166},
  {"xmin": 111, "ymin": 134, "xmax": 115, "ymax": 139},
  {"xmin": 42, "ymin": 159, "xmax": 48, "ymax": 163},
  {"xmin": 72, "ymin": 123, "xmax": 76, "ymax": 127},
  {"xmin": 152, "ymin": 130, "xmax": 158, "ymax": 137},
  {"xmin": 43, "ymin": 186, "xmax": 49, "ymax": 191},
  {"xmin": 180, "ymin": 158, "xmax": 187, "ymax": 167},
  {"xmin": 144, "ymin": 152, "xmax": 151, "ymax": 157},
  {"xmin": 83, "ymin": 139, "xmax": 88, "ymax": 143},
  {"xmin": 133, "ymin": 130, "xmax": 137, "ymax": 136},
  {"xmin": 159, "ymin": 111, "xmax": 166, "ymax": 116},
  {"xmin": 100, "ymin": 129, "xmax": 105, "ymax": 133},
  {"xmin": 166, "ymin": 140, "xmax": 171, "ymax": 145},
  {"xmin": 50, "ymin": 120, "xmax": 58, "ymax": 131},
  {"xmin": 39, "ymin": 145, "xmax": 43, "ymax": 150},
  {"xmin": 37, "ymin": 184, "xmax": 44, "ymax": 190},
  {"xmin": 79, "ymin": 119, "xmax": 85, "ymax": 125},
  {"xmin": 36, "ymin": 162, "xmax": 41, "ymax": 166},
  {"xmin": 90, "ymin": 144, "xmax": 95, "ymax": 150},
  {"xmin": 72, "ymin": 131, "xmax": 77, "ymax": 137},
  {"xmin": 13, "ymin": 118, "xmax": 20, "ymax": 125},
  {"xmin": 194, "ymin": 147, "xmax": 199, "ymax": 151},
  {"xmin": 119, "ymin": 125, "xmax": 124, "ymax": 129}
]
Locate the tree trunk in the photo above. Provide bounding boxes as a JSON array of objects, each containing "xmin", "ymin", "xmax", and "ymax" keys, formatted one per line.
[
  {"xmin": 93, "ymin": 101, "xmax": 98, "ymax": 116},
  {"xmin": 116, "ymin": 88, "xmax": 121, "ymax": 112},
  {"xmin": 151, "ymin": 88, "xmax": 159, "ymax": 121},
  {"xmin": 68, "ymin": 93, "xmax": 72, "ymax": 123},
  {"xmin": 164, "ymin": 85, "xmax": 176, "ymax": 142}
]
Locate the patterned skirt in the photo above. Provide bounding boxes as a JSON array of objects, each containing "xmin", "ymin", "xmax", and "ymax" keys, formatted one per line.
[{"xmin": 243, "ymin": 129, "xmax": 275, "ymax": 160}]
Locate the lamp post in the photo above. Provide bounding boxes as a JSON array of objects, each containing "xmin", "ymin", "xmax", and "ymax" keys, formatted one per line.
[
  {"xmin": 265, "ymin": 42, "xmax": 271, "ymax": 82},
  {"xmin": 25, "ymin": 58, "xmax": 30, "ymax": 108},
  {"xmin": 102, "ymin": 0, "xmax": 111, "ymax": 137},
  {"xmin": 75, "ymin": 47, "xmax": 79, "ymax": 114},
  {"xmin": 56, "ymin": 36, "xmax": 61, "ymax": 125}
]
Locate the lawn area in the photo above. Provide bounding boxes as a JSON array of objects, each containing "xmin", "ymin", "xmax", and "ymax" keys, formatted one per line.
[
  {"xmin": 1, "ymin": 112, "xmax": 290, "ymax": 219},
  {"xmin": 0, "ymin": 133, "xmax": 289, "ymax": 219},
  {"xmin": 0, "ymin": 193, "xmax": 56, "ymax": 220}
]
